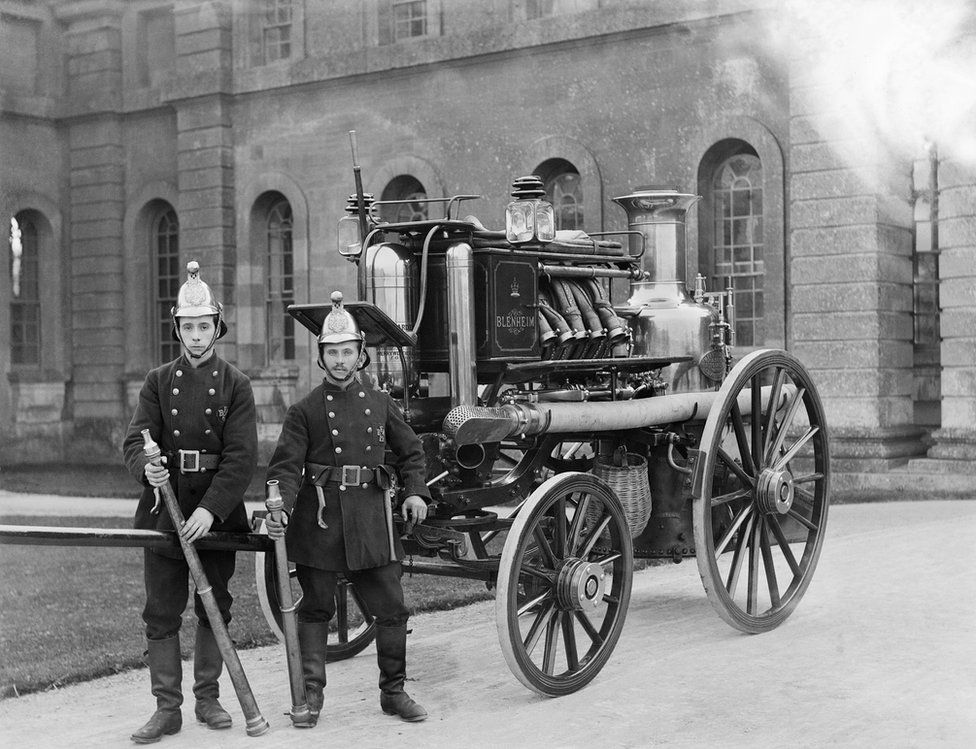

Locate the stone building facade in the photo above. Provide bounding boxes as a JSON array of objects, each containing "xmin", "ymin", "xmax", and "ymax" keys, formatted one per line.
[{"xmin": 1, "ymin": 0, "xmax": 974, "ymax": 495}]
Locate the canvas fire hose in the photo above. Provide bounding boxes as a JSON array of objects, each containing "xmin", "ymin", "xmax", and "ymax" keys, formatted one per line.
[
  {"xmin": 141, "ymin": 429, "xmax": 270, "ymax": 737},
  {"xmin": 264, "ymin": 480, "xmax": 313, "ymax": 728}
]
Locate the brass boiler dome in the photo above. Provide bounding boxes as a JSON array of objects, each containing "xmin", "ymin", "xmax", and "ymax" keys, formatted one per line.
[{"xmin": 613, "ymin": 187, "xmax": 721, "ymax": 394}]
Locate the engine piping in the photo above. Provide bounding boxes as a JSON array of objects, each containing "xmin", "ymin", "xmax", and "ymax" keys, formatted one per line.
[{"xmin": 442, "ymin": 385, "xmax": 794, "ymax": 445}]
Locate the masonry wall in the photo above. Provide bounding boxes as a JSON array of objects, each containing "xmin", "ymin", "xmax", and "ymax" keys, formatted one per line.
[{"xmin": 2, "ymin": 0, "xmax": 974, "ymax": 484}]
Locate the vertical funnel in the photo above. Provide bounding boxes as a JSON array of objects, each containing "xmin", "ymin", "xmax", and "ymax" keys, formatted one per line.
[{"xmin": 612, "ymin": 188, "xmax": 701, "ymax": 282}]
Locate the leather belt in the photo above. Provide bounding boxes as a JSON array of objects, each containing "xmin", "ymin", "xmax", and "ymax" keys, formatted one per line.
[
  {"xmin": 305, "ymin": 462, "xmax": 391, "ymax": 489},
  {"xmin": 172, "ymin": 449, "xmax": 220, "ymax": 473}
]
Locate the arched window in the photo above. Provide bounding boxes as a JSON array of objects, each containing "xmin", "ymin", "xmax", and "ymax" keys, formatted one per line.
[
  {"xmin": 9, "ymin": 214, "xmax": 40, "ymax": 365},
  {"xmin": 266, "ymin": 197, "xmax": 295, "ymax": 362},
  {"xmin": 537, "ymin": 159, "xmax": 583, "ymax": 231},
  {"xmin": 380, "ymin": 176, "xmax": 428, "ymax": 223},
  {"xmin": 710, "ymin": 152, "xmax": 764, "ymax": 346},
  {"xmin": 152, "ymin": 208, "xmax": 180, "ymax": 362}
]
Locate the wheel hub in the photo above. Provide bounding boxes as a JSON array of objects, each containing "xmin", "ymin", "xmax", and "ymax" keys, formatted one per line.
[
  {"xmin": 757, "ymin": 468, "xmax": 794, "ymax": 514},
  {"xmin": 556, "ymin": 559, "xmax": 606, "ymax": 611}
]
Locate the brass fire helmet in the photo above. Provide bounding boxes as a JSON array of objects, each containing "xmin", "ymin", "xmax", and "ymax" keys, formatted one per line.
[
  {"xmin": 317, "ymin": 291, "xmax": 371, "ymax": 371},
  {"xmin": 170, "ymin": 260, "xmax": 228, "ymax": 343}
]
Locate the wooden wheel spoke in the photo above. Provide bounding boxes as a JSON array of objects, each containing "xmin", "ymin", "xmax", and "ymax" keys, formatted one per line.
[
  {"xmin": 573, "ymin": 608, "xmax": 603, "ymax": 645},
  {"xmin": 542, "ymin": 611, "xmax": 561, "ymax": 674},
  {"xmin": 762, "ymin": 367, "xmax": 787, "ymax": 445},
  {"xmin": 516, "ymin": 588, "xmax": 552, "ymax": 618},
  {"xmin": 595, "ymin": 551, "xmax": 622, "ymax": 568},
  {"xmin": 717, "ymin": 446, "xmax": 756, "ymax": 487},
  {"xmin": 766, "ymin": 516, "xmax": 802, "ymax": 577},
  {"xmin": 561, "ymin": 611, "xmax": 580, "ymax": 672},
  {"xmin": 730, "ymin": 401, "xmax": 757, "ymax": 476},
  {"xmin": 711, "ymin": 486, "xmax": 752, "ymax": 508},
  {"xmin": 554, "ymin": 497, "xmax": 568, "ymax": 557},
  {"xmin": 522, "ymin": 600, "xmax": 556, "ymax": 655},
  {"xmin": 714, "ymin": 503, "xmax": 754, "ymax": 557},
  {"xmin": 787, "ymin": 507, "xmax": 819, "ymax": 532},
  {"xmin": 579, "ymin": 514, "xmax": 612, "ymax": 558},
  {"xmin": 772, "ymin": 426, "xmax": 820, "ymax": 472},
  {"xmin": 725, "ymin": 513, "xmax": 753, "ymax": 596},
  {"xmin": 751, "ymin": 374, "xmax": 764, "ymax": 471},
  {"xmin": 792, "ymin": 472, "xmax": 824, "ymax": 485},
  {"xmin": 518, "ymin": 562, "xmax": 556, "ymax": 586},
  {"xmin": 532, "ymin": 525, "xmax": 559, "ymax": 568},
  {"xmin": 764, "ymin": 386, "xmax": 806, "ymax": 465},
  {"xmin": 567, "ymin": 494, "xmax": 590, "ymax": 556},
  {"xmin": 759, "ymin": 519, "xmax": 781, "ymax": 608},
  {"xmin": 747, "ymin": 513, "xmax": 761, "ymax": 615},
  {"xmin": 792, "ymin": 485, "xmax": 816, "ymax": 509}
]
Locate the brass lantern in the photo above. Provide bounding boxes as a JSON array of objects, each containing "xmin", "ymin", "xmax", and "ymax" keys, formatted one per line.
[{"xmin": 505, "ymin": 175, "xmax": 555, "ymax": 245}]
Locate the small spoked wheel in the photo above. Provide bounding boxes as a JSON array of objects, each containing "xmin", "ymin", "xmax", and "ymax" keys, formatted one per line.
[
  {"xmin": 254, "ymin": 520, "xmax": 376, "ymax": 661},
  {"xmin": 693, "ymin": 349, "xmax": 830, "ymax": 633},
  {"xmin": 496, "ymin": 472, "xmax": 634, "ymax": 696}
]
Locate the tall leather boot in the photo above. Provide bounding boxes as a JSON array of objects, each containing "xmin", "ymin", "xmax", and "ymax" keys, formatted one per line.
[
  {"xmin": 297, "ymin": 621, "xmax": 328, "ymax": 726},
  {"xmin": 376, "ymin": 624, "xmax": 427, "ymax": 722},
  {"xmin": 131, "ymin": 635, "xmax": 183, "ymax": 744},
  {"xmin": 192, "ymin": 626, "xmax": 232, "ymax": 730}
]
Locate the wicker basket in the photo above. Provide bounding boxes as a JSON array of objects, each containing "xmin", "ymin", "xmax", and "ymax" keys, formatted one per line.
[{"xmin": 590, "ymin": 452, "xmax": 652, "ymax": 538}]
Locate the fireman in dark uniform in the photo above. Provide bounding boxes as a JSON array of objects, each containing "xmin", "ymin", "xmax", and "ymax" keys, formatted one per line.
[
  {"xmin": 122, "ymin": 261, "xmax": 257, "ymax": 744},
  {"xmin": 264, "ymin": 291, "xmax": 430, "ymax": 724}
]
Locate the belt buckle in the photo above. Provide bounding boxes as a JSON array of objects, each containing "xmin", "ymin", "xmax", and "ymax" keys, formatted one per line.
[
  {"xmin": 341, "ymin": 465, "xmax": 362, "ymax": 487},
  {"xmin": 179, "ymin": 449, "xmax": 200, "ymax": 473}
]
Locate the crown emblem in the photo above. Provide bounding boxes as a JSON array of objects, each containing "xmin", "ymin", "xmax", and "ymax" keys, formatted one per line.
[{"xmin": 510, "ymin": 279, "xmax": 520, "ymax": 298}]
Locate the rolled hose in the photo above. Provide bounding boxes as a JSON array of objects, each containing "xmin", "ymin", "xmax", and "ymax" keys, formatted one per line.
[
  {"xmin": 537, "ymin": 290, "xmax": 574, "ymax": 344},
  {"xmin": 583, "ymin": 277, "xmax": 628, "ymax": 343},
  {"xmin": 568, "ymin": 281, "xmax": 605, "ymax": 340},
  {"xmin": 548, "ymin": 278, "xmax": 587, "ymax": 340}
]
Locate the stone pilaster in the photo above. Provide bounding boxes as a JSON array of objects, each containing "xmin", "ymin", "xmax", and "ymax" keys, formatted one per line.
[
  {"xmin": 58, "ymin": 2, "xmax": 127, "ymax": 459},
  {"xmin": 170, "ymin": 2, "xmax": 238, "ymax": 357},
  {"xmin": 788, "ymin": 24, "xmax": 922, "ymax": 482},
  {"xmin": 928, "ymin": 153, "xmax": 976, "ymax": 459}
]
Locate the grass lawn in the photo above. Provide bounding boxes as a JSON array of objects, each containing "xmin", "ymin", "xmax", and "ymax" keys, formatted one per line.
[
  {"xmin": 0, "ymin": 462, "xmax": 269, "ymax": 503},
  {"xmin": 0, "ymin": 513, "xmax": 494, "ymax": 700}
]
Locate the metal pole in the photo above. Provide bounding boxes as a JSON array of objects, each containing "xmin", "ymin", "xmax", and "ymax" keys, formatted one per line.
[
  {"xmin": 141, "ymin": 430, "xmax": 270, "ymax": 737},
  {"xmin": 264, "ymin": 480, "xmax": 313, "ymax": 728}
]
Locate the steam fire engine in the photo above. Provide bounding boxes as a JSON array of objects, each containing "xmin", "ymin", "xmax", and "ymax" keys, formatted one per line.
[{"xmin": 254, "ymin": 169, "xmax": 830, "ymax": 696}]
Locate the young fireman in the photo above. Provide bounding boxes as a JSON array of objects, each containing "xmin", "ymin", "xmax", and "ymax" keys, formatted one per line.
[
  {"xmin": 264, "ymin": 291, "xmax": 430, "ymax": 725},
  {"xmin": 122, "ymin": 261, "xmax": 257, "ymax": 744}
]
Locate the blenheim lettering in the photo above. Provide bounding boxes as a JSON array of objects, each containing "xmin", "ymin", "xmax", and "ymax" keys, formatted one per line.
[{"xmin": 496, "ymin": 313, "xmax": 533, "ymax": 330}]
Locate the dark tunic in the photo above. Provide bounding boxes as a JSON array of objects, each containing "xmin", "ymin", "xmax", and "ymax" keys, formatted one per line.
[
  {"xmin": 122, "ymin": 354, "xmax": 257, "ymax": 558},
  {"xmin": 266, "ymin": 378, "xmax": 430, "ymax": 571}
]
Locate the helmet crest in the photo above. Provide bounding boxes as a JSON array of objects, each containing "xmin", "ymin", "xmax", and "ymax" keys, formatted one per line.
[
  {"xmin": 316, "ymin": 291, "xmax": 370, "ymax": 372},
  {"xmin": 172, "ymin": 261, "xmax": 223, "ymax": 320},
  {"xmin": 171, "ymin": 260, "xmax": 228, "ymax": 348},
  {"xmin": 318, "ymin": 291, "xmax": 364, "ymax": 346}
]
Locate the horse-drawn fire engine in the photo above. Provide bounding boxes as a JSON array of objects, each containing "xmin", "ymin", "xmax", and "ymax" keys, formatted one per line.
[{"xmin": 254, "ymin": 168, "xmax": 830, "ymax": 696}]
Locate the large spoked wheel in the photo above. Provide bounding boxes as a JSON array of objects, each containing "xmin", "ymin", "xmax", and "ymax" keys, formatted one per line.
[
  {"xmin": 693, "ymin": 349, "xmax": 830, "ymax": 633},
  {"xmin": 254, "ymin": 519, "xmax": 376, "ymax": 662},
  {"xmin": 496, "ymin": 472, "xmax": 634, "ymax": 696}
]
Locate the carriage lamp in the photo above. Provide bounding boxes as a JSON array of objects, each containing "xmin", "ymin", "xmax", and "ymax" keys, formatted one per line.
[
  {"xmin": 505, "ymin": 175, "xmax": 555, "ymax": 245},
  {"xmin": 337, "ymin": 192, "xmax": 375, "ymax": 257}
]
